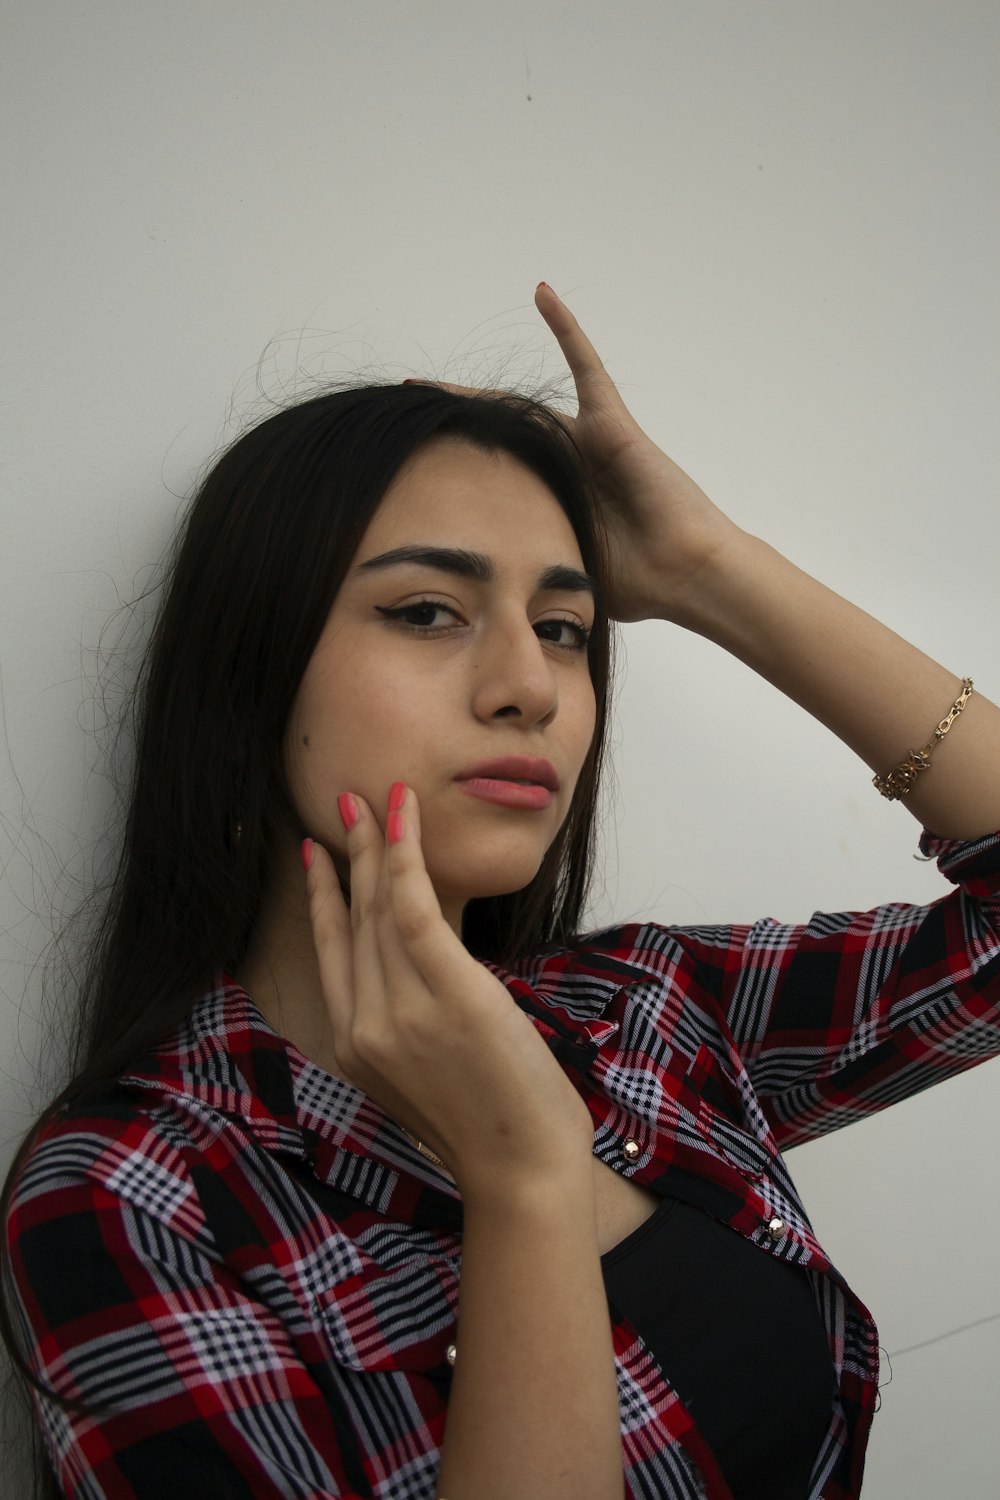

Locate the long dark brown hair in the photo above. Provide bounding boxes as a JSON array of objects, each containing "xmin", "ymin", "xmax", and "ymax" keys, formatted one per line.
[{"xmin": 0, "ymin": 380, "xmax": 619, "ymax": 1496}]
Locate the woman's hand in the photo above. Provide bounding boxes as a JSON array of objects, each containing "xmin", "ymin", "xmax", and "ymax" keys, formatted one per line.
[
  {"xmin": 532, "ymin": 282, "xmax": 741, "ymax": 624},
  {"xmin": 412, "ymin": 283, "xmax": 741, "ymax": 625},
  {"xmin": 303, "ymin": 782, "xmax": 596, "ymax": 1199}
]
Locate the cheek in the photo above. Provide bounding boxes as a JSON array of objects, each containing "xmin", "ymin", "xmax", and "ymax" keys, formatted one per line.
[{"xmin": 285, "ymin": 665, "xmax": 429, "ymax": 814}]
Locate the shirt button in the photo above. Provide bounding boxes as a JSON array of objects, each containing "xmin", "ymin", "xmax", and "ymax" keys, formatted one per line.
[
  {"xmin": 767, "ymin": 1217, "xmax": 786, "ymax": 1240},
  {"xmin": 445, "ymin": 1343, "xmax": 457, "ymax": 1366},
  {"xmin": 623, "ymin": 1139, "xmax": 641, "ymax": 1163}
]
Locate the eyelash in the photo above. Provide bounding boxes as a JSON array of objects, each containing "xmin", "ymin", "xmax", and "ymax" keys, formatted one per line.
[{"xmin": 376, "ymin": 599, "xmax": 593, "ymax": 652}]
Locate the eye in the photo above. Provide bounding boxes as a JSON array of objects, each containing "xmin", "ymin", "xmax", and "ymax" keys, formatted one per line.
[
  {"xmin": 375, "ymin": 600, "xmax": 592, "ymax": 652},
  {"xmin": 534, "ymin": 617, "xmax": 593, "ymax": 651},
  {"xmin": 376, "ymin": 601, "xmax": 457, "ymax": 631}
]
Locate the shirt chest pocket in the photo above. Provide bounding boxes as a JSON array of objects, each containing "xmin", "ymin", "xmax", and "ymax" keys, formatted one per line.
[
  {"xmin": 316, "ymin": 1249, "xmax": 460, "ymax": 1376},
  {"xmin": 683, "ymin": 1043, "xmax": 776, "ymax": 1181}
]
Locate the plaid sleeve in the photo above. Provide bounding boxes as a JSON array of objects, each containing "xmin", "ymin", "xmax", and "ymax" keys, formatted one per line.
[
  {"xmin": 671, "ymin": 829, "xmax": 1000, "ymax": 1151},
  {"xmin": 4, "ymin": 1119, "xmax": 371, "ymax": 1500}
]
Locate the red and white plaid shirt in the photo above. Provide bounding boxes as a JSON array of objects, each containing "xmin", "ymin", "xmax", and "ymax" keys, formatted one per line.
[{"xmin": 7, "ymin": 827, "xmax": 1000, "ymax": 1498}]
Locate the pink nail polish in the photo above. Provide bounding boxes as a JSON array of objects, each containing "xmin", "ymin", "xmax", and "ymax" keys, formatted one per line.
[
  {"xmin": 388, "ymin": 782, "xmax": 406, "ymax": 813},
  {"xmin": 387, "ymin": 811, "xmax": 404, "ymax": 845},
  {"xmin": 301, "ymin": 838, "xmax": 314, "ymax": 872},
  {"xmin": 338, "ymin": 793, "xmax": 359, "ymax": 831}
]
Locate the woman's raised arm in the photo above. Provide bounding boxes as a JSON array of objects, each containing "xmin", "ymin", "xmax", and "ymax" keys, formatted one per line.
[{"xmin": 462, "ymin": 283, "xmax": 1000, "ymax": 842}]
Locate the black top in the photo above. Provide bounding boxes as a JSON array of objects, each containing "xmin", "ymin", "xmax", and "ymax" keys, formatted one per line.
[{"xmin": 601, "ymin": 1195, "xmax": 838, "ymax": 1498}]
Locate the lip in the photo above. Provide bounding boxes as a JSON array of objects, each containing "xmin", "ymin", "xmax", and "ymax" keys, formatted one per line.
[
  {"xmin": 455, "ymin": 778, "xmax": 554, "ymax": 810},
  {"xmin": 454, "ymin": 756, "xmax": 560, "ymax": 792}
]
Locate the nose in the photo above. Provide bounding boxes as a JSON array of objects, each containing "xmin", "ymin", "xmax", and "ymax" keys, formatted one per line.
[{"xmin": 470, "ymin": 616, "xmax": 559, "ymax": 725}]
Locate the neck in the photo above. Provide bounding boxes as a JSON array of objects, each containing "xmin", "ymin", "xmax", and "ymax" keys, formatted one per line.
[{"xmin": 235, "ymin": 838, "xmax": 345, "ymax": 1078}]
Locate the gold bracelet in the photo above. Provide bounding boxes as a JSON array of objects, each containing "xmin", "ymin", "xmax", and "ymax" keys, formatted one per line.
[{"xmin": 872, "ymin": 677, "xmax": 974, "ymax": 800}]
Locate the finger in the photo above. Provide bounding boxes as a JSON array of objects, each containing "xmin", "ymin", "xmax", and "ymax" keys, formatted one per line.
[
  {"xmin": 533, "ymin": 282, "xmax": 627, "ymax": 412},
  {"xmin": 335, "ymin": 793, "xmax": 390, "ymax": 1022},
  {"xmin": 381, "ymin": 783, "xmax": 470, "ymax": 993},
  {"xmin": 373, "ymin": 782, "xmax": 437, "ymax": 989},
  {"xmin": 367, "ymin": 783, "xmax": 419, "ymax": 984}
]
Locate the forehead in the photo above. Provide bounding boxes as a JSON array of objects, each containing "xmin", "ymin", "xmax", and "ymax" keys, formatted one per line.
[{"xmin": 361, "ymin": 436, "xmax": 584, "ymax": 561}]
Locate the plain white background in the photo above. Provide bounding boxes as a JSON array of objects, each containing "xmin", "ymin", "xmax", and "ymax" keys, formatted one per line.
[{"xmin": 2, "ymin": 3, "xmax": 998, "ymax": 1495}]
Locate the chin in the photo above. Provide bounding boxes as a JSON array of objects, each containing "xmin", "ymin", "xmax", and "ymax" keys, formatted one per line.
[{"xmin": 431, "ymin": 855, "xmax": 546, "ymax": 906}]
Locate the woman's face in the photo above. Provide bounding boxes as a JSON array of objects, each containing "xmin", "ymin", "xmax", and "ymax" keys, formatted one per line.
[{"xmin": 284, "ymin": 435, "xmax": 599, "ymax": 934}]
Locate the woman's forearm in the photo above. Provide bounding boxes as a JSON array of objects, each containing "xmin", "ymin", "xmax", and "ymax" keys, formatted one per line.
[
  {"xmin": 673, "ymin": 529, "xmax": 1000, "ymax": 840},
  {"xmin": 436, "ymin": 1167, "xmax": 623, "ymax": 1500}
]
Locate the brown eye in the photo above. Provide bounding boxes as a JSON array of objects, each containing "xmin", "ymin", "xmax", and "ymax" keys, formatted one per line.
[
  {"xmin": 375, "ymin": 601, "xmax": 459, "ymax": 631},
  {"xmin": 536, "ymin": 619, "xmax": 592, "ymax": 651}
]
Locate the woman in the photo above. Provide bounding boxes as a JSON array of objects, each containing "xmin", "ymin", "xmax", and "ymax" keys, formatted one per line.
[{"xmin": 3, "ymin": 283, "xmax": 999, "ymax": 1500}]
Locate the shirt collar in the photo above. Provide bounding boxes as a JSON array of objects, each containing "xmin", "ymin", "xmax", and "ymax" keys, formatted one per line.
[
  {"xmin": 119, "ymin": 977, "xmax": 307, "ymax": 1156},
  {"xmin": 119, "ymin": 944, "xmax": 649, "ymax": 1180}
]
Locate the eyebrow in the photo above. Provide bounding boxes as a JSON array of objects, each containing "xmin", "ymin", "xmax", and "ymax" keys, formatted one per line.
[{"xmin": 353, "ymin": 545, "xmax": 601, "ymax": 608}]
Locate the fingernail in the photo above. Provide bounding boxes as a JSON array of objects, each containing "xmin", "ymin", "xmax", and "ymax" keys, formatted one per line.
[
  {"xmin": 387, "ymin": 811, "xmax": 404, "ymax": 845},
  {"xmin": 338, "ymin": 793, "xmax": 359, "ymax": 831},
  {"xmin": 301, "ymin": 838, "xmax": 314, "ymax": 872},
  {"xmin": 388, "ymin": 781, "xmax": 406, "ymax": 813}
]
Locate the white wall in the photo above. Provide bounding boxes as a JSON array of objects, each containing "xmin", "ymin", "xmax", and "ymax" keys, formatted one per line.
[{"xmin": 2, "ymin": 3, "xmax": 998, "ymax": 1495}]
